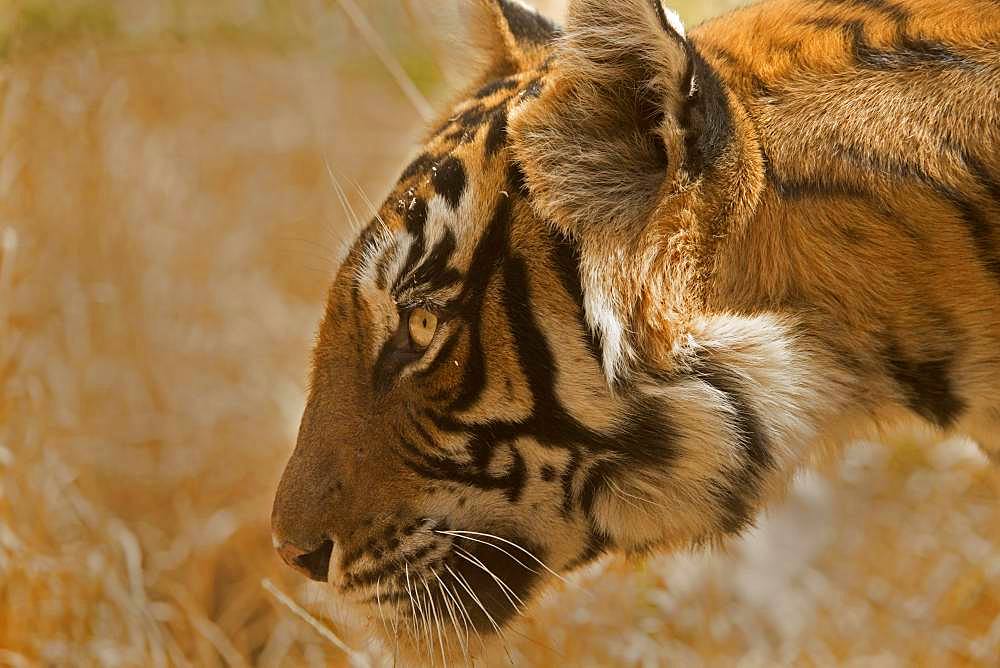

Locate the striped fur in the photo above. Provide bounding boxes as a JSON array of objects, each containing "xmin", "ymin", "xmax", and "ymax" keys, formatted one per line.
[{"xmin": 272, "ymin": 0, "xmax": 1000, "ymax": 659}]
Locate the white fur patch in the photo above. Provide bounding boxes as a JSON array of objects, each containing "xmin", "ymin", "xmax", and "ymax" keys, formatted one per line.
[
  {"xmin": 384, "ymin": 232, "xmax": 412, "ymax": 288},
  {"xmin": 353, "ymin": 223, "xmax": 392, "ymax": 287},
  {"xmin": 424, "ymin": 198, "xmax": 450, "ymax": 251},
  {"xmin": 508, "ymin": 0, "xmax": 541, "ymax": 15},
  {"xmin": 584, "ymin": 289, "xmax": 629, "ymax": 384},
  {"xmin": 659, "ymin": 2, "xmax": 686, "ymax": 39}
]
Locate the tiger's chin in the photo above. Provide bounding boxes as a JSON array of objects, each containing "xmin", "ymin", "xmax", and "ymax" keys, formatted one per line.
[
  {"xmin": 362, "ymin": 614, "xmax": 504, "ymax": 666},
  {"xmin": 328, "ymin": 525, "xmax": 554, "ymax": 662}
]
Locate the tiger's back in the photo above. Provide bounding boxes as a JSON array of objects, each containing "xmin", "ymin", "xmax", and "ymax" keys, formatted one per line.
[{"xmin": 693, "ymin": 0, "xmax": 1000, "ymax": 449}]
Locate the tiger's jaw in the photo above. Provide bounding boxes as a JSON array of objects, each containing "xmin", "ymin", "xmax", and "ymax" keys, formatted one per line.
[
  {"xmin": 331, "ymin": 520, "xmax": 544, "ymax": 654},
  {"xmin": 319, "ymin": 497, "xmax": 602, "ymax": 659}
]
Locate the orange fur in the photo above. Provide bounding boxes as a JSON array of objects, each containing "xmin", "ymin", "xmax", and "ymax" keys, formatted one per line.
[{"xmin": 272, "ymin": 0, "xmax": 999, "ymax": 660}]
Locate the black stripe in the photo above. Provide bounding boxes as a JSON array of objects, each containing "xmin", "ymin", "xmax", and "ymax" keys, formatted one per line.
[
  {"xmin": 832, "ymin": 143, "xmax": 1000, "ymax": 284},
  {"xmin": 400, "ymin": 153, "xmax": 435, "ymax": 182},
  {"xmin": 708, "ymin": 479, "xmax": 755, "ymax": 535},
  {"xmin": 559, "ymin": 448, "xmax": 583, "ymax": 516},
  {"xmin": 563, "ymin": 527, "xmax": 611, "ymax": 572},
  {"xmin": 484, "ymin": 108, "xmax": 509, "ymax": 158},
  {"xmin": 409, "ymin": 416, "xmax": 437, "ymax": 451},
  {"xmin": 456, "ymin": 104, "xmax": 490, "ymax": 129},
  {"xmin": 962, "ymin": 152, "xmax": 1000, "ymax": 204},
  {"xmin": 439, "ymin": 101, "xmax": 508, "ymax": 144},
  {"xmin": 885, "ymin": 340, "xmax": 966, "ymax": 428},
  {"xmin": 695, "ymin": 360, "xmax": 774, "ymax": 474},
  {"xmin": 685, "ymin": 45, "xmax": 737, "ymax": 177},
  {"xmin": 498, "ymin": 0, "xmax": 559, "ymax": 45},
  {"xmin": 937, "ymin": 189, "xmax": 1000, "ymax": 284},
  {"xmin": 501, "ymin": 253, "xmax": 584, "ymax": 443},
  {"xmin": 508, "ymin": 162, "xmax": 530, "ymax": 197},
  {"xmin": 392, "ymin": 198, "xmax": 429, "ymax": 293},
  {"xmin": 474, "ymin": 78, "xmax": 519, "ymax": 99},
  {"xmin": 814, "ymin": 0, "xmax": 910, "ymax": 23},
  {"xmin": 446, "ymin": 193, "xmax": 511, "ymax": 412},
  {"xmin": 398, "ymin": 432, "xmax": 430, "ymax": 462},
  {"xmin": 400, "ymin": 435, "xmax": 527, "ymax": 501},
  {"xmin": 693, "ymin": 355, "xmax": 775, "ymax": 534},
  {"xmin": 802, "ymin": 17, "xmax": 978, "ymax": 72},
  {"xmin": 342, "ymin": 542, "xmax": 439, "ymax": 590},
  {"xmin": 505, "ymin": 446, "xmax": 527, "ymax": 503},
  {"xmin": 613, "ymin": 399, "xmax": 682, "ymax": 470},
  {"xmin": 546, "ymin": 229, "xmax": 603, "ymax": 365},
  {"xmin": 695, "ymin": 44, "xmax": 775, "ymax": 98},
  {"xmin": 401, "ymin": 227, "xmax": 460, "ymax": 294},
  {"xmin": 579, "ymin": 460, "xmax": 614, "ymax": 518},
  {"xmin": 431, "ymin": 157, "xmax": 467, "ymax": 210},
  {"xmin": 764, "ymin": 150, "xmax": 867, "ymax": 201},
  {"xmin": 763, "ymin": 160, "xmax": 926, "ymax": 245}
]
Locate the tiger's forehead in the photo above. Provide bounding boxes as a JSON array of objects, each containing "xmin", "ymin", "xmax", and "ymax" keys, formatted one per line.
[
  {"xmin": 379, "ymin": 66, "xmax": 550, "ymax": 230},
  {"xmin": 344, "ymin": 66, "xmax": 552, "ymax": 304}
]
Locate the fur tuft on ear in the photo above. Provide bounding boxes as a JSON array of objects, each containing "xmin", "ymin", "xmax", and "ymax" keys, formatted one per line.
[
  {"xmin": 465, "ymin": 0, "xmax": 560, "ymax": 74},
  {"xmin": 562, "ymin": 0, "xmax": 692, "ymax": 95},
  {"xmin": 509, "ymin": 0, "xmax": 701, "ymax": 237}
]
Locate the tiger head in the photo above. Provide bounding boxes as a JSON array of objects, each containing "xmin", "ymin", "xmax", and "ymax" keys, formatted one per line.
[{"xmin": 272, "ymin": 0, "xmax": 774, "ymax": 658}]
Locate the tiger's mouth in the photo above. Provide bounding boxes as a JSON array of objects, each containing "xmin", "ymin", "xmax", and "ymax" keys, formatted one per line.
[{"xmin": 337, "ymin": 522, "xmax": 545, "ymax": 650}]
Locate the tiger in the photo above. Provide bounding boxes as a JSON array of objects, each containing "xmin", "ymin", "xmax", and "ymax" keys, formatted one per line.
[{"xmin": 271, "ymin": 0, "xmax": 1000, "ymax": 660}]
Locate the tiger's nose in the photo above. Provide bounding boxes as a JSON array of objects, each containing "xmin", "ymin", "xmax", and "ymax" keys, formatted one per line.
[{"xmin": 274, "ymin": 535, "xmax": 335, "ymax": 582}]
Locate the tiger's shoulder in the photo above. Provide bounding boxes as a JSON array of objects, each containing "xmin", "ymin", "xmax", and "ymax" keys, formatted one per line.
[{"xmin": 693, "ymin": 0, "xmax": 1000, "ymax": 78}]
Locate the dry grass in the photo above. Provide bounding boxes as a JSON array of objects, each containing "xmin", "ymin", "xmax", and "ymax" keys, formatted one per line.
[{"xmin": 0, "ymin": 1, "xmax": 997, "ymax": 666}]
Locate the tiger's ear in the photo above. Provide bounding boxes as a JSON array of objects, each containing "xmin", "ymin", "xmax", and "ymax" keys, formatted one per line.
[
  {"xmin": 466, "ymin": 0, "xmax": 560, "ymax": 74},
  {"xmin": 510, "ymin": 0, "xmax": 703, "ymax": 235}
]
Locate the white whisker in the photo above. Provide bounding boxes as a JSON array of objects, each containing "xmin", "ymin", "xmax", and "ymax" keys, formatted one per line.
[
  {"xmin": 435, "ymin": 530, "xmax": 539, "ymax": 576},
  {"xmin": 607, "ymin": 478, "xmax": 666, "ymax": 510},
  {"xmin": 375, "ymin": 577, "xmax": 390, "ymax": 642},
  {"xmin": 351, "ymin": 179, "xmax": 390, "ymax": 237},
  {"xmin": 433, "ymin": 570, "xmax": 471, "ymax": 666},
  {"xmin": 453, "ymin": 546, "xmax": 525, "ymax": 613},
  {"xmin": 445, "ymin": 564, "xmax": 503, "ymax": 637},
  {"xmin": 605, "ymin": 479, "xmax": 650, "ymax": 515},
  {"xmin": 413, "ymin": 576, "xmax": 435, "ymax": 667},
  {"xmin": 438, "ymin": 529, "xmax": 576, "ymax": 589},
  {"xmin": 417, "ymin": 586, "xmax": 436, "ymax": 667},
  {"xmin": 443, "ymin": 575, "xmax": 484, "ymax": 657},
  {"xmin": 334, "ymin": 0, "xmax": 435, "ymax": 121},
  {"xmin": 421, "ymin": 574, "xmax": 449, "ymax": 667},
  {"xmin": 447, "ymin": 565, "xmax": 515, "ymax": 666},
  {"xmin": 324, "ymin": 158, "xmax": 364, "ymax": 232},
  {"xmin": 403, "ymin": 563, "xmax": 424, "ymax": 660},
  {"xmin": 383, "ymin": 575, "xmax": 401, "ymax": 663}
]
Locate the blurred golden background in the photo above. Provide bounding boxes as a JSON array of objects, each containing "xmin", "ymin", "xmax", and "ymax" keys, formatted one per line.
[{"xmin": 0, "ymin": 1, "xmax": 997, "ymax": 665}]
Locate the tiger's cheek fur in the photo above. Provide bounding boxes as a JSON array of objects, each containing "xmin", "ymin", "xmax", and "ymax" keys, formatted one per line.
[{"xmin": 584, "ymin": 313, "xmax": 857, "ymax": 551}]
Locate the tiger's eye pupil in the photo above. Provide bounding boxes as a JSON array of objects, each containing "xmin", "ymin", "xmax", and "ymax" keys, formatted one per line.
[{"xmin": 408, "ymin": 308, "xmax": 437, "ymax": 348}]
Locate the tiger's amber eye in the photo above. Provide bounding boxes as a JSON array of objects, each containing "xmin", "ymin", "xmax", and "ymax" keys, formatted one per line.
[{"xmin": 407, "ymin": 308, "xmax": 438, "ymax": 348}]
